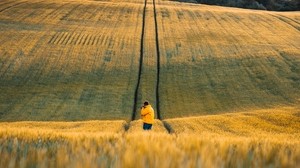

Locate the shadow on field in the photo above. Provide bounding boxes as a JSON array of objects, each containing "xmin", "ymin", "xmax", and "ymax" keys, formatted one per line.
[
  {"xmin": 159, "ymin": 53, "xmax": 300, "ymax": 118},
  {"xmin": 1, "ymin": 54, "xmax": 300, "ymax": 121},
  {"xmin": 172, "ymin": 0, "xmax": 300, "ymax": 11}
]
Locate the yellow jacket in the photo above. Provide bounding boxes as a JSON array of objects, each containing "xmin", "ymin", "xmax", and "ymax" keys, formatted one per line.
[{"xmin": 141, "ymin": 105, "xmax": 155, "ymax": 124}]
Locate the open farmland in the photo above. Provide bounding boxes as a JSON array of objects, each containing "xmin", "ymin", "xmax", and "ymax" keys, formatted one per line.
[
  {"xmin": 0, "ymin": 0, "xmax": 144, "ymax": 121},
  {"xmin": 0, "ymin": 0, "xmax": 300, "ymax": 166},
  {"xmin": 0, "ymin": 107, "xmax": 299, "ymax": 167},
  {"xmin": 157, "ymin": 0, "xmax": 300, "ymax": 118},
  {"xmin": 1, "ymin": 0, "xmax": 300, "ymax": 121}
]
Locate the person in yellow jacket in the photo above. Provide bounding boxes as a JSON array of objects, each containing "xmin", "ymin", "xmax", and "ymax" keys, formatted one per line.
[{"xmin": 140, "ymin": 101, "xmax": 155, "ymax": 130}]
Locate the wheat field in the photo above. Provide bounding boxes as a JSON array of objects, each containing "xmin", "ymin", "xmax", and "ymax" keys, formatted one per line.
[
  {"xmin": 1, "ymin": 0, "xmax": 300, "ymax": 167},
  {"xmin": 0, "ymin": 0, "xmax": 143, "ymax": 121},
  {"xmin": 0, "ymin": 107, "xmax": 299, "ymax": 167},
  {"xmin": 1, "ymin": 0, "xmax": 299, "ymax": 120},
  {"xmin": 157, "ymin": 0, "xmax": 300, "ymax": 118}
]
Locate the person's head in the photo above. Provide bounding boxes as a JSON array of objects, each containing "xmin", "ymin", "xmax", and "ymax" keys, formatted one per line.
[{"xmin": 144, "ymin": 101, "xmax": 149, "ymax": 106}]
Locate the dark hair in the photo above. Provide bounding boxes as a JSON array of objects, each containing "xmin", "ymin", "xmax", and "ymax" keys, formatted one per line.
[{"xmin": 144, "ymin": 101, "xmax": 149, "ymax": 106}]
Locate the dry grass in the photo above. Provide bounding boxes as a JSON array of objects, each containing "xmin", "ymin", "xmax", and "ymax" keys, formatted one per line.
[
  {"xmin": 2, "ymin": 133, "xmax": 298, "ymax": 167},
  {"xmin": 166, "ymin": 106, "xmax": 300, "ymax": 136},
  {"xmin": 126, "ymin": 119, "xmax": 168, "ymax": 133},
  {"xmin": 0, "ymin": 120, "xmax": 126, "ymax": 135},
  {"xmin": 1, "ymin": 107, "xmax": 299, "ymax": 167}
]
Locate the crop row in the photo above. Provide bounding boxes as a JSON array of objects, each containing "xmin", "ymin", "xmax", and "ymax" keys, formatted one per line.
[
  {"xmin": 48, "ymin": 32, "xmax": 115, "ymax": 46},
  {"xmin": 0, "ymin": 0, "xmax": 299, "ymax": 121},
  {"xmin": 0, "ymin": 0, "xmax": 144, "ymax": 121}
]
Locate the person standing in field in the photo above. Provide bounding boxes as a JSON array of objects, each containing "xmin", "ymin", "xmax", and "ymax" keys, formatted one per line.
[{"xmin": 141, "ymin": 101, "xmax": 155, "ymax": 130}]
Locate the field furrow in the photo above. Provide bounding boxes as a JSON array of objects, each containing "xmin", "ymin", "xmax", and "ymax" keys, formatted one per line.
[{"xmin": 132, "ymin": 0, "xmax": 147, "ymax": 120}]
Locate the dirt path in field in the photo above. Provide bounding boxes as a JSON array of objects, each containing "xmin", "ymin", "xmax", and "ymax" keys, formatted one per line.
[{"xmin": 127, "ymin": 0, "xmax": 173, "ymax": 133}]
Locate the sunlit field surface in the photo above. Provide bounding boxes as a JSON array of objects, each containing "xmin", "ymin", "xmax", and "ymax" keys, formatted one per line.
[
  {"xmin": 0, "ymin": 0, "xmax": 143, "ymax": 120},
  {"xmin": 157, "ymin": 0, "xmax": 300, "ymax": 118},
  {"xmin": 0, "ymin": 107, "xmax": 299, "ymax": 167},
  {"xmin": 1, "ymin": 0, "xmax": 299, "ymax": 120},
  {"xmin": 1, "ymin": 0, "xmax": 300, "ymax": 167}
]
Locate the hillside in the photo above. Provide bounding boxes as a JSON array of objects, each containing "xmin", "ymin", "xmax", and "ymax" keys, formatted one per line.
[
  {"xmin": 0, "ymin": 0, "xmax": 300, "ymax": 121},
  {"xmin": 0, "ymin": 0, "xmax": 142, "ymax": 120},
  {"xmin": 179, "ymin": 0, "xmax": 300, "ymax": 11},
  {"xmin": 157, "ymin": 1, "xmax": 300, "ymax": 118}
]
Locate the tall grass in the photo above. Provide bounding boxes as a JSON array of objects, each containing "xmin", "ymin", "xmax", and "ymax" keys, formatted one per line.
[
  {"xmin": 1, "ymin": 108, "xmax": 299, "ymax": 167},
  {"xmin": 1, "ymin": 132, "xmax": 299, "ymax": 167}
]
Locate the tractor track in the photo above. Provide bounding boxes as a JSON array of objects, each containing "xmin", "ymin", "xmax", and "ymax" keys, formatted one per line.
[
  {"xmin": 153, "ymin": 0, "xmax": 174, "ymax": 134},
  {"xmin": 127, "ymin": 0, "xmax": 174, "ymax": 134},
  {"xmin": 269, "ymin": 13, "xmax": 300, "ymax": 32},
  {"xmin": 131, "ymin": 0, "xmax": 147, "ymax": 121},
  {"xmin": 153, "ymin": 0, "xmax": 161, "ymax": 120}
]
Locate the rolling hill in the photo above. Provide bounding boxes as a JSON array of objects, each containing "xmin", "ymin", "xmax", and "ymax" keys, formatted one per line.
[
  {"xmin": 157, "ymin": 1, "xmax": 300, "ymax": 118},
  {"xmin": 0, "ymin": 0, "xmax": 300, "ymax": 167},
  {"xmin": 1, "ymin": 0, "xmax": 299, "ymax": 121},
  {"xmin": 182, "ymin": 0, "xmax": 300, "ymax": 11},
  {"xmin": 0, "ymin": 0, "xmax": 142, "ymax": 120}
]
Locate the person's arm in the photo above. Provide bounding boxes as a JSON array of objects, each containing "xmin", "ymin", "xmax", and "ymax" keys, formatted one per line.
[
  {"xmin": 141, "ymin": 108, "xmax": 149, "ymax": 116},
  {"xmin": 141, "ymin": 113, "xmax": 149, "ymax": 117}
]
